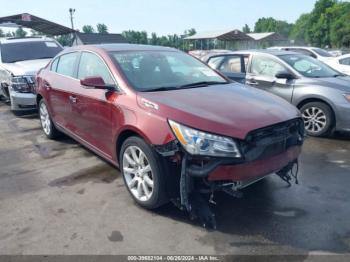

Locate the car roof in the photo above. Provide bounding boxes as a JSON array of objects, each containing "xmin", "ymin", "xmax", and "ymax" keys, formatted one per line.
[
  {"xmin": 0, "ymin": 36, "xmax": 56, "ymax": 44},
  {"xmin": 204, "ymin": 49, "xmax": 298, "ymax": 60},
  {"xmin": 269, "ymin": 46, "xmax": 320, "ymax": 50},
  {"xmin": 336, "ymin": 53, "xmax": 350, "ymax": 60},
  {"xmin": 65, "ymin": 44, "xmax": 178, "ymax": 53}
]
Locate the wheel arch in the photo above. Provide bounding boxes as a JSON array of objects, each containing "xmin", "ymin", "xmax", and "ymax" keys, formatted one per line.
[
  {"xmin": 36, "ymin": 94, "xmax": 43, "ymax": 106},
  {"xmin": 296, "ymin": 97, "xmax": 337, "ymax": 127},
  {"xmin": 115, "ymin": 127, "xmax": 151, "ymax": 165}
]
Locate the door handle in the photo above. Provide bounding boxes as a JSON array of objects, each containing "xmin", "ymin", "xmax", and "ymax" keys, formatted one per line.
[{"xmin": 69, "ymin": 95, "xmax": 77, "ymax": 103}]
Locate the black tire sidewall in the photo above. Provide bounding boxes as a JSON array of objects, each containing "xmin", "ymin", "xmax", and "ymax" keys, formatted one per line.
[
  {"xmin": 300, "ymin": 102, "xmax": 334, "ymax": 137},
  {"xmin": 120, "ymin": 136, "xmax": 168, "ymax": 209}
]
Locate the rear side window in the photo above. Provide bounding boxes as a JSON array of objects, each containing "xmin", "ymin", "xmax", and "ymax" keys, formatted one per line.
[
  {"xmin": 56, "ymin": 52, "xmax": 79, "ymax": 78},
  {"xmin": 77, "ymin": 52, "xmax": 115, "ymax": 85},
  {"xmin": 207, "ymin": 56, "xmax": 225, "ymax": 69},
  {"xmin": 219, "ymin": 56, "xmax": 243, "ymax": 73}
]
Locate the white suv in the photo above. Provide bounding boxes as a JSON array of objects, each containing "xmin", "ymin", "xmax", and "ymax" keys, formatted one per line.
[{"xmin": 0, "ymin": 37, "xmax": 63, "ymax": 114}]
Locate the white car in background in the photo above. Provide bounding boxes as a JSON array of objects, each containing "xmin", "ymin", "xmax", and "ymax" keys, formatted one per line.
[
  {"xmin": 325, "ymin": 54, "xmax": 350, "ymax": 76},
  {"xmin": 268, "ymin": 46, "xmax": 334, "ymax": 62},
  {"xmin": 0, "ymin": 36, "xmax": 63, "ymax": 115}
]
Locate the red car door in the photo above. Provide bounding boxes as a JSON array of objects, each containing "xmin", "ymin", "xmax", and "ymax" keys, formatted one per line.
[
  {"xmin": 71, "ymin": 52, "xmax": 115, "ymax": 159},
  {"xmin": 46, "ymin": 52, "xmax": 80, "ymax": 132}
]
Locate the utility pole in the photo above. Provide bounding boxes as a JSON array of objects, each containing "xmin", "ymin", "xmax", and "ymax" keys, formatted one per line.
[
  {"xmin": 69, "ymin": 8, "xmax": 76, "ymax": 30},
  {"xmin": 69, "ymin": 8, "xmax": 77, "ymax": 46}
]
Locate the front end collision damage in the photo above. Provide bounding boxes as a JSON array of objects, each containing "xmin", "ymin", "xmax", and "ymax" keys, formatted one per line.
[{"xmin": 153, "ymin": 118, "xmax": 305, "ymax": 228}]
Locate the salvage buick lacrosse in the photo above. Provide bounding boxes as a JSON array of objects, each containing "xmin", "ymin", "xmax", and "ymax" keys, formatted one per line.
[{"xmin": 36, "ymin": 44, "xmax": 304, "ymax": 227}]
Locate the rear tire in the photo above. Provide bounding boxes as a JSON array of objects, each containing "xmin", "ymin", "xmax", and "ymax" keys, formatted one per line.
[
  {"xmin": 39, "ymin": 99, "xmax": 61, "ymax": 139},
  {"xmin": 300, "ymin": 102, "xmax": 334, "ymax": 137},
  {"xmin": 120, "ymin": 136, "xmax": 169, "ymax": 209}
]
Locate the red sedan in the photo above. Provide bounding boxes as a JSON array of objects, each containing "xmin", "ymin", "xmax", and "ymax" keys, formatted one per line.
[{"xmin": 36, "ymin": 44, "xmax": 304, "ymax": 227}]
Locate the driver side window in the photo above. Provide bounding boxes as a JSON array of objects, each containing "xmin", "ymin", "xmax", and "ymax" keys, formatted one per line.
[
  {"xmin": 250, "ymin": 55, "xmax": 286, "ymax": 77},
  {"xmin": 78, "ymin": 52, "xmax": 115, "ymax": 86}
]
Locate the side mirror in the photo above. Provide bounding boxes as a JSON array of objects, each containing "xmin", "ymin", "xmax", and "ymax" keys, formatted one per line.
[
  {"xmin": 275, "ymin": 71, "xmax": 295, "ymax": 80},
  {"xmin": 80, "ymin": 76, "xmax": 115, "ymax": 91}
]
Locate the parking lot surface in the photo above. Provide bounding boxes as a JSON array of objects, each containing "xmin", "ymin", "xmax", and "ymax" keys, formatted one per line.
[{"xmin": 0, "ymin": 101, "xmax": 350, "ymax": 256}]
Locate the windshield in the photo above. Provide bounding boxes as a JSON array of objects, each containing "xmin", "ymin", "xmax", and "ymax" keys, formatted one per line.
[
  {"xmin": 312, "ymin": 48, "xmax": 332, "ymax": 57},
  {"xmin": 1, "ymin": 41, "xmax": 63, "ymax": 63},
  {"xmin": 110, "ymin": 51, "xmax": 227, "ymax": 92},
  {"xmin": 279, "ymin": 54, "xmax": 340, "ymax": 78}
]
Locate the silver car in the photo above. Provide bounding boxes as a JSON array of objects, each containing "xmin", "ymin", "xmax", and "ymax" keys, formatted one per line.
[
  {"xmin": 0, "ymin": 37, "xmax": 63, "ymax": 114},
  {"xmin": 205, "ymin": 50, "xmax": 350, "ymax": 136}
]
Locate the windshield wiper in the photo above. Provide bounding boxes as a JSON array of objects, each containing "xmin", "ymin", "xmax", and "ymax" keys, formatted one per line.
[
  {"xmin": 36, "ymin": 56, "xmax": 54, "ymax": 59},
  {"xmin": 333, "ymin": 74, "xmax": 343, "ymax": 77},
  {"xmin": 179, "ymin": 81, "xmax": 229, "ymax": 89},
  {"xmin": 142, "ymin": 81, "xmax": 229, "ymax": 92},
  {"xmin": 142, "ymin": 86, "xmax": 178, "ymax": 92}
]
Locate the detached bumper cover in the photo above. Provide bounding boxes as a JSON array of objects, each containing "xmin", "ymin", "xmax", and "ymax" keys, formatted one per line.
[
  {"xmin": 208, "ymin": 145, "xmax": 301, "ymax": 181},
  {"xmin": 187, "ymin": 118, "xmax": 305, "ymax": 181}
]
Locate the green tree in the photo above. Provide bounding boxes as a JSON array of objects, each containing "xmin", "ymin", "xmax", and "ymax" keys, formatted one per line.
[
  {"xmin": 150, "ymin": 32, "xmax": 159, "ymax": 45},
  {"xmin": 289, "ymin": 0, "xmax": 350, "ymax": 47},
  {"xmin": 242, "ymin": 24, "xmax": 251, "ymax": 33},
  {"xmin": 0, "ymin": 29, "xmax": 4, "ymax": 37},
  {"xmin": 187, "ymin": 28, "xmax": 196, "ymax": 36},
  {"xmin": 328, "ymin": 2, "xmax": 350, "ymax": 47},
  {"xmin": 290, "ymin": 13, "xmax": 310, "ymax": 43},
  {"xmin": 97, "ymin": 23, "xmax": 108, "ymax": 34},
  {"xmin": 254, "ymin": 17, "xmax": 293, "ymax": 37},
  {"xmin": 15, "ymin": 27, "xmax": 27, "ymax": 37},
  {"xmin": 55, "ymin": 34, "xmax": 73, "ymax": 47},
  {"xmin": 305, "ymin": 0, "xmax": 336, "ymax": 46},
  {"xmin": 82, "ymin": 25, "xmax": 95, "ymax": 33}
]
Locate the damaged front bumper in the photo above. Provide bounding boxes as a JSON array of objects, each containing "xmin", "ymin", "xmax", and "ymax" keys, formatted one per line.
[{"xmin": 154, "ymin": 118, "xmax": 305, "ymax": 228}]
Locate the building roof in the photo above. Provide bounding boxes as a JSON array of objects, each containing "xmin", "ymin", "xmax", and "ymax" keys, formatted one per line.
[
  {"xmin": 184, "ymin": 29, "xmax": 253, "ymax": 41},
  {"xmin": 247, "ymin": 32, "xmax": 287, "ymax": 41},
  {"xmin": 0, "ymin": 13, "xmax": 75, "ymax": 35},
  {"xmin": 75, "ymin": 33, "xmax": 128, "ymax": 45}
]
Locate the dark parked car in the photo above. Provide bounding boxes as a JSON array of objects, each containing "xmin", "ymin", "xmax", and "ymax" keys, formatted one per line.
[
  {"xmin": 205, "ymin": 50, "xmax": 350, "ymax": 137},
  {"xmin": 36, "ymin": 44, "xmax": 304, "ymax": 226}
]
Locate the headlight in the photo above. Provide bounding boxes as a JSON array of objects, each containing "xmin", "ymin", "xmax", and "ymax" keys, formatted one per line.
[
  {"xmin": 11, "ymin": 76, "xmax": 35, "ymax": 93},
  {"xmin": 168, "ymin": 120, "xmax": 241, "ymax": 158},
  {"xmin": 344, "ymin": 94, "xmax": 350, "ymax": 102}
]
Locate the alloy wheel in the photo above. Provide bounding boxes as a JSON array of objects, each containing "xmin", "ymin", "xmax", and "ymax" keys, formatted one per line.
[
  {"xmin": 302, "ymin": 106, "xmax": 327, "ymax": 134},
  {"xmin": 40, "ymin": 102, "xmax": 51, "ymax": 135},
  {"xmin": 122, "ymin": 146, "xmax": 154, "ymax": 202}
]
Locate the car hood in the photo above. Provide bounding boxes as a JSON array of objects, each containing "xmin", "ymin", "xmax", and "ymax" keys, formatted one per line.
[
  {"xmin": 1, "ymin": 58, "xmax": 51, "ymax": 76},
  {"xmin": 310, "ymin": 76, "xmax": 350, "ymax": 92},
  {"xmin": 138, "ymin": 83, "xmax": 301, "ymax": 139}
]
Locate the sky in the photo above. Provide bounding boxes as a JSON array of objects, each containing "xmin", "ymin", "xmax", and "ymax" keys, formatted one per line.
[{"xmin": 0, "ymin": 0, "xmax": 317, "ymax": 35}]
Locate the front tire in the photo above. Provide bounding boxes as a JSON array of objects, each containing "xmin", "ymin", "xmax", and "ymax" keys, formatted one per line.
[
  {"xmin": 120, "ymin": 136, "xmax": 168, "ymax": 209},
  {"xmin": 39, "ymin": 99, "xmax": 60, "ymax": 139},
  {"xmin": 300, "ymin": 102, "xmax": 334, "ymax": 137}
]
